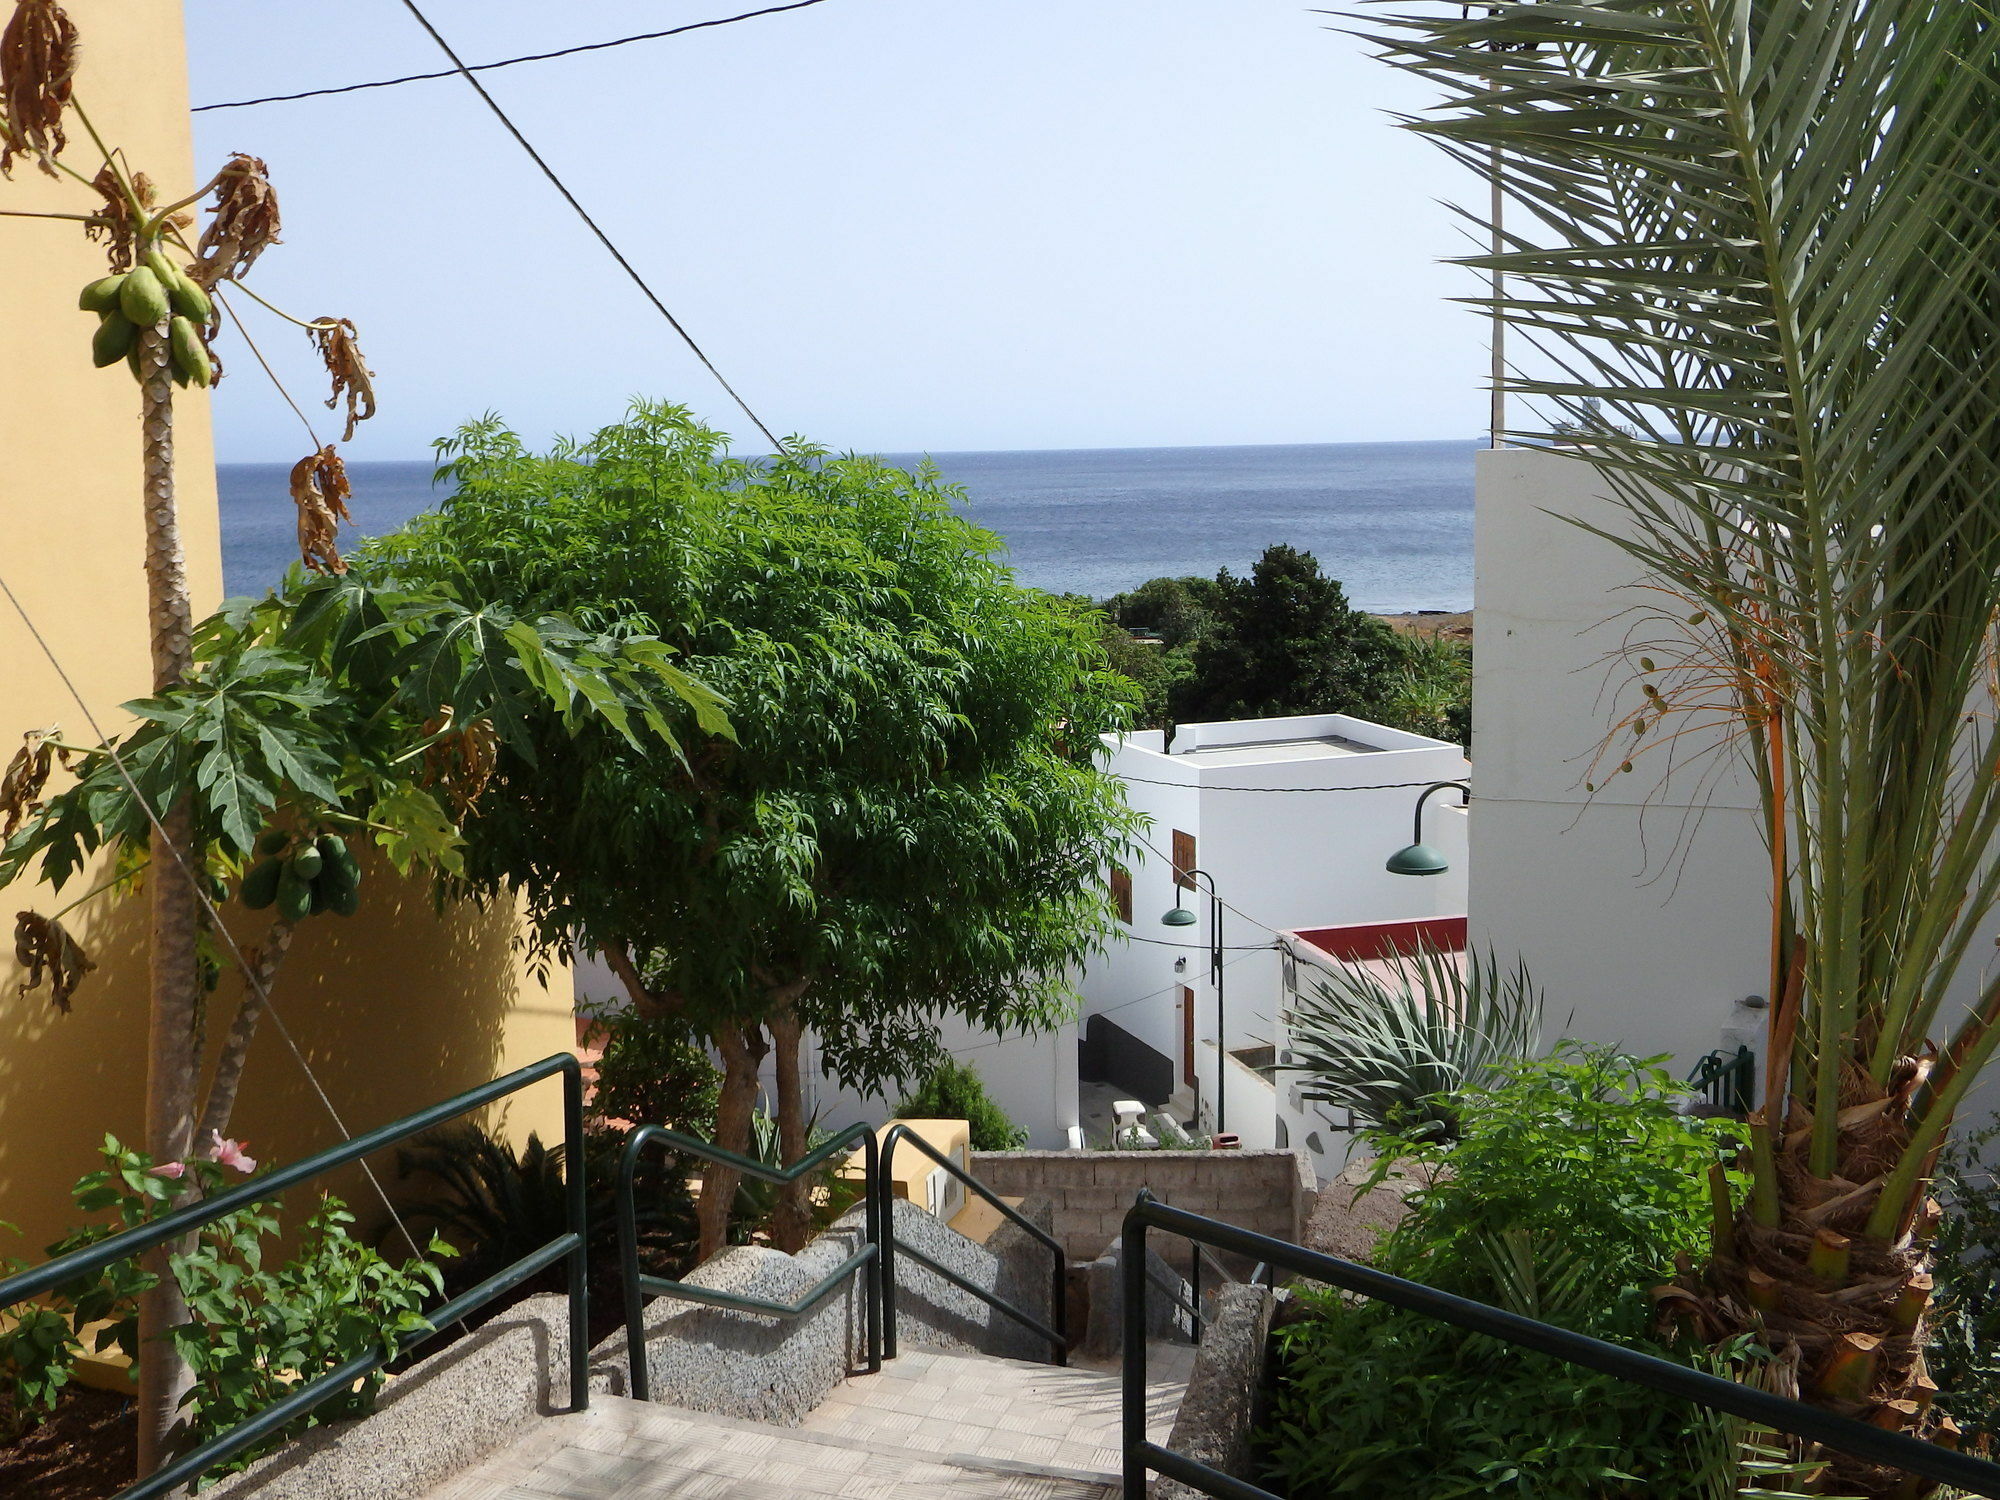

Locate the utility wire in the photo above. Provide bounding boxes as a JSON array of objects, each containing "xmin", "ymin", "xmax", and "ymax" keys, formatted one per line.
[
  {"xmin": 390, "ymin": 0, "xmax": 787, "ymax": 453},
  {"xmin": 192, "ymin": 0, "xmax": 832, "ymax": 112}
]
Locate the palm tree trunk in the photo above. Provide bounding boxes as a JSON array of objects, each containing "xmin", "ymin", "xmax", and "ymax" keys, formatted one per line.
[
  {"xmin": 133, "ymin": 316, "xmax": 200, "ymax": 1475},
  {"xmin": 195, "ymin": 918, "xmax": 296, "ymax": 1143}
]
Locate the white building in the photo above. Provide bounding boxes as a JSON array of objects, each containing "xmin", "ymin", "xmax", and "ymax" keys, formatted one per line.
[{"xmin": 1078, "ymin": 712, "xmax": 1469, "ymax": 1161}]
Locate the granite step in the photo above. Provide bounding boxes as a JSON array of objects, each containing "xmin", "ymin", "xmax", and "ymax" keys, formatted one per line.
[{"xmin": 421, "ymin": 1391, "xmax": 1117, "ymax": 1500}]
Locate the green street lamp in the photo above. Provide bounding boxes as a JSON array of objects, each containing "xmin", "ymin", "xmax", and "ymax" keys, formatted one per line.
[
  {"xmin": 1161, "ymin": 866, "xmax": 1226, "ymax": 1134},
  {"xmin": 1387, "ymin": 781, "xmax": 1471, "ymax": 876}
]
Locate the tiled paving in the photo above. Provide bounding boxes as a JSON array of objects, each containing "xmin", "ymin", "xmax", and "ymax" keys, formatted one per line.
[
  {"xmin": 801, "ymin": 1344, "xmax": 1186, "ymax": 1483},
  {"xmin": 424, "ymin": 1343, "xmax": 1188, "ymax": 1500}
]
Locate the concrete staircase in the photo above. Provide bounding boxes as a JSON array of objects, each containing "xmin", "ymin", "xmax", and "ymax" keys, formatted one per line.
[{"xmin": 424, "ymin": 1344, "xmax": 1189, "ymax": 1500}]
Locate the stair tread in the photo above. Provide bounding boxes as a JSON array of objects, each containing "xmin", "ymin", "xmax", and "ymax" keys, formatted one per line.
[{"xmin": 422, "ymin": 1394, "xmax": 1115, "ymax": 1500}]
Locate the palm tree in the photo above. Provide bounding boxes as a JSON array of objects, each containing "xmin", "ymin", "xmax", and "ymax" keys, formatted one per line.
[{"xmin": 1367, "ymin": 2, "xmax": 2000, "ymax": 1492}]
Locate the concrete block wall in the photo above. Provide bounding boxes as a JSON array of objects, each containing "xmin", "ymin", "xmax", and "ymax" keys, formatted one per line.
[{"xmin": 968, "ymin": 1150, "xmax": 1313, "ymax": 1265}]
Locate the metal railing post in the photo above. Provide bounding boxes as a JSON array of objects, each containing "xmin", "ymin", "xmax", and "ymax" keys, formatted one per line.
[
  {"xmin": 878, "ymin": 1129, "xmax": 900, "ymax": 1361},
  {"xmin": 563, "ymin": 1061, "xmax": 590, "ymax": 1412},
  {"xmin": 861, "ymin": 1128, "xmax": 882, "ymax": 1374},
  {"xmin": 1122, "ymin": 1190, "xmax": 1151, "ymax": 1500},
  {"xmin": 618, "ymin": 1124, "xmax": 654, "ymax": 1402}
]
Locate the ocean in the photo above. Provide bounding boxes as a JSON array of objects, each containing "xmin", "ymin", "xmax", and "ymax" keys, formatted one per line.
[{"xmin": 217, "ymin": 439, "xmax": 1476, "ymax": 612}]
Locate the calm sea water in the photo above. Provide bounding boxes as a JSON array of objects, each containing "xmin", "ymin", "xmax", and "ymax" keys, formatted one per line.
[{"xmin": 216, "ymin": 439, "xmax": 1476, "ymax": 612}]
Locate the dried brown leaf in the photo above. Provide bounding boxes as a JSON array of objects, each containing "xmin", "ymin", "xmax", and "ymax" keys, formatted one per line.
[
  {"xmin": 0, "ymin": 726, "xmax": 59, "ymax": 836},
  {"xmin": 422, "ymin": 710, "xmax": 497, "ymax": 816},
  {"xmin": 191, "ymin": 152, "xmax": 280, "ymax": 286},
  {"xmin": 309, "ymin": 318, "xmax": 376, "ymax": 442},
  {"xmin": 288, "ymin": 444, "xmax": 351, "ymax": 575},
  {"xmin": 14, "ymin": 909, "xmax": 93, "ymax": 1012},
  {"xmin": 0, "ymin": 0, "xmax": 77, "ymax": 178}
]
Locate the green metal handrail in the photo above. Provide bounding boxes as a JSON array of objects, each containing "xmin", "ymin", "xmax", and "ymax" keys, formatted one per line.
[
  {"xmin": 1120, "ymin": 1191, "xmax": 2000, "ymax": 1500},
  {"xmin": 1687, "ymin": 1043, "xmax": 1757, "ymax": 1114},
  {"xmin": 615, "ymin": 1121, "xmax": 880, "ymax": 1400},
  {"xmin": 0, "ymin": 1052, "xmax": 589, "ymax": 1500},
  {"xmin": 877, "ymin": 1122, "xmax": 1068, "ymax": 1364}
]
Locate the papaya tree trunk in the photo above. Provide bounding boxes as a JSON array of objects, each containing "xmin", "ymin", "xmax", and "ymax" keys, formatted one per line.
[
  {"xmin": 195, "ymin": 918, "xmax": 295, "ymax": 1143},
  {"xmin": 697, "ymin": 1025, "xmax": 766, "ymax": 1260},
  {"xmin": 134, "ymin": 315, "xmax": 200, "ymax": 1475},
  {"xmin": 767, "ymin": 1008, "xmax": 812, "ymax": 1254}
]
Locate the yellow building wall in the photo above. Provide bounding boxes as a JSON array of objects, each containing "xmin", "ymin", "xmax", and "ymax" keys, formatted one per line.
[{"xmin": 0, "ymin": 0, "xmax": 572, "ymax": 1262}]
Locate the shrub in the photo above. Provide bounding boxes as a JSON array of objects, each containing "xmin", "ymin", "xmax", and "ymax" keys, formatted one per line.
[
  {"xmin": 1264, "ymin": 1046, "xmax": 1756, "ymax": 1498},
  {"xmin": 585, "ymin": 1007, "xmax": 722, "ymax": 1135},
  {"xmin": 895, "ymin": 1057, "xmax": 1029, "ymax": 1150},
  {"xmin": 1927, "ymin": 1122, "xmax": 2000, "ymax": 1446},
  {"xmin": 1281, "ymin": 943, "xmax": 1542, "ymax": 1143}
]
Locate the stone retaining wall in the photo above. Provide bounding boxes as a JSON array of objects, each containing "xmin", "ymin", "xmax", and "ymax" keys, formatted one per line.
[
  {"xmin": 1155, "ymin": 1283, "xmax": 1275, "ymax": 1500},
  {"xmin": 969, "ymin": 1150, "xmax": 1314, "ymax": 1265}
]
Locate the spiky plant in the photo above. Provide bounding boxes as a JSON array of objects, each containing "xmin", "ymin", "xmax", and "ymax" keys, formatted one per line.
[
  {"xmin": 1366, "ymin": 1, "xmax": 2000, "ymax": 1490},
  {"xmin": 1280, "ymin": 942, "xmax": 1542, "ymax": 1142}
]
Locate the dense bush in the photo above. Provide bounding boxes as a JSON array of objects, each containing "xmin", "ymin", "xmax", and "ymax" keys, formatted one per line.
[
  {"xmin": 895, "ymin": 1056, "xmax": 1028, "ymax": 1150},
  {"xmin": 1264, "ymin": 1047, "xmax": 1760, "ymax": 1498},
  {"xmin": 1928, "ymin": 1122, "xmax": 2000, "ymax": 1447},
  {"xmin": 586, "ymin": 1007, "xmax": 722, "ymax": 1135}
]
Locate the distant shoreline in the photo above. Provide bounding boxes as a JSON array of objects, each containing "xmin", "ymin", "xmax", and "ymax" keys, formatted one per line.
[{"xmin": 1376, "ymin": 610, "xmax": 1473, "ymax": 640}]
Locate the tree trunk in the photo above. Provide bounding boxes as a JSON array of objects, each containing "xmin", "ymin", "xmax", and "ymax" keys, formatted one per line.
[
  {"xmin": 195, "ymin": 918, "xmax": 295, "ymax": 1143},
  {"xmin": 697, "ymin": 1025, "xmax": 766, "ymax": 1260},
  {"xmin": 767, "ymin": 1009, "xmax": 812, "ymax": 1254},
  {"xmin": 134, "ymin": 316, "xmax": 200, "ymax": 1475}
]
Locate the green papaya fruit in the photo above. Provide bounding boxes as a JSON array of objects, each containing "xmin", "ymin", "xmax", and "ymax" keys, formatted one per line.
[
  {"xmin": 91, "ymin": 313, "xmax": 137, "ymax": 368},
  {"xmin": 289, "ymin": 844, "xmax": 324, "ymax": 882},
  {"xmin": 256, "ymin": 830, "xmax": 289, "ymax": 857},
  {"xmin": 308, "ymin": 876, "xmax": 331, "ymax": 916},
  {"xmin": 240, "ymin": 859, "xmax": 283, "ymax": 910},
  {"xmin": 276, "ymin": 868, "xmax": 312, "ymax": 923},
  {"xmin": 328, "ymin": 882, "xmax": 360, "ymax": 918},
  {"xmin": 78, "ymin": 274, "xmax": 127, "ymax": 313},
  {"xmin": 168, "ymin": 316, "xmax": 212, "ymax": 389},
  {"xmin": 125, "ymin": 343, "xmax": 143, "ymax": 381},
  {"xmin": 118, "ymin": 266, "xmax": 171, "ymax": 327},
  {"xmin": 166, "ymin": 268, "xmax": 213, "ymax": 322}
]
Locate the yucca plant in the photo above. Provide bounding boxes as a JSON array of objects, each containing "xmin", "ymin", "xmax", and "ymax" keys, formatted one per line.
[
  {"xmin": 1366, "ymin": 1, "xmax": 2000, "ymax": 1490},
  {"xmin": 1280, "ymin": 942, "xmax": 1542, "ymax": 1142}
]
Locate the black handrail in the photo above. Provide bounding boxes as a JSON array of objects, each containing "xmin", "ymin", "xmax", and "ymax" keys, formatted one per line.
[
  {"xmin": 1120, "ymin": 1191, "xmax": 2000, "ymax": 1500},
  {"xmin": 0, "ymin": 1052, "xmax": 589, "ymax": 1500},
  {"xmin": 616, "ymin": 1121, "xmax": 880, "ymax": 1400},
  {"xmin": 878, "ymin": 1123, "xmax": 1068, "ymax": 1364}
]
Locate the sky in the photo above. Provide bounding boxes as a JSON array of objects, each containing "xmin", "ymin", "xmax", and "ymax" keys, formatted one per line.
[{"xmin": 184, "ymin": 1, "xmax": 1491, "ymax": 463}]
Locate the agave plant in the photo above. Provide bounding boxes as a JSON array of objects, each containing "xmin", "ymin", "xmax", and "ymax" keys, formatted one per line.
[
  {"xmin": 1368, "ymin": 1, "xmax": 2000, "ymax": 1489},
  {"xmin": 1280, "ymin": 942, "xmax": 1542, "ymax": 1142}
]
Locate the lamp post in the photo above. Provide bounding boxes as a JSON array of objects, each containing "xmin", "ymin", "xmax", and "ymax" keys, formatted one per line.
[
  {"xmin": 1386, "ymin": 781, "xmax": 1471, "ymax": 876},
  {"xmin": 1162, "ymin": 867, "xmax": 1226, "ymax": 1135}
]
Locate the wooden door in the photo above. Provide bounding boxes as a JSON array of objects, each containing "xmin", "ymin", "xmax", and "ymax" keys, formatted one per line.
[{"xmin": 1181, "ymin": 985, "xmax": 1196, "ymax": 1087}]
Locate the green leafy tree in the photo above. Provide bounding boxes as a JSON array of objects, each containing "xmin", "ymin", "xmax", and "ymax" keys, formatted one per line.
[
  {"xmin": 1168, "ymin": 544, "xmax": 1401, "ymax": 724},
  {"xmin": 363, "ymin": 402, "xmax": 1139, "ymax": 1255},
  {"xmin": 896, "ymin": 1057, "xmax": 1029, "ymax": 1150}
]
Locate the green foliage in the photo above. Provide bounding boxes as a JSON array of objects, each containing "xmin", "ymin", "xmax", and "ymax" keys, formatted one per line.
[
  {"xmin": 1280, "ymin": 944, "xmax": 1541, "ymax": 1143},
  {"xmin": 0, "ymin": 557, "xmax": 719, "ymax": 921},
  {"xmin": 1927, "ymin": 1123, "xmax": 2000, "ymax": 1446},
  {"xmin": 1265, "ymin": 1047, "xmax": 1749, "ymax": 1498},
  {"xmin": 1, "ymin": 1136, "xmax": 442, "ymax": 1468},
  {"xmin": 1169, "ymin": 544, "xmax": 1401, "ymax": 725},
  {"xmin": 728, "ymin": 1107, "xmax": 865, "ymax": 1245},
  {"xmin": 392, "ymin": 1125, "xmax": 697, "ymax": 1285},
  {"xmin": 364, "ymin": 401, "xmax": 1140, "ymax": 1095},
  {"xmin": 1378, "ymin": 629, "xmax": 1472, "ymax": 748},
  {"xmin": 1104, "ymin": 575, "xmax": 1219, "ymax": 649},
  {"xmin": 585, "ymin": 1007, "xmax": 721, "ymax": 1135},
  {"xmin": 895, "ymin": 1056, "xmax": 1028, "ymax": 1150}
]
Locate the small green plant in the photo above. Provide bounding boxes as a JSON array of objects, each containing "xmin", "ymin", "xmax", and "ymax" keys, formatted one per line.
[
  {"xmin": 1, "ymin": 1135, "xmax": 444, "ymax": 1469},
  {"xmin": 1281, "ymin": 943, "xmax": 1543, "ymax": 1143},
  {"xmin": 895, "ymin": 1057, "xmax": 1028, "ymax": 1150},
  {"xmin": 1263, "ymin": 1047, "xmax": 1762, "ymax": 1498},
  {"xmin": 1928, "ymin": 1122, "xmax": 2000, "ymax": 1448}
]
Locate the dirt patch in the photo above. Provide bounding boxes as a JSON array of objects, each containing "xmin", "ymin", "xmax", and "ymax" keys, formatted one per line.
[
  {"xmin": 1301, "ymin": 1158, "xmax": 1437, "ymax": 1264},
  {"xmin": 0, "ymin": 1387, "xmax": 135, "ymax": 1500}
]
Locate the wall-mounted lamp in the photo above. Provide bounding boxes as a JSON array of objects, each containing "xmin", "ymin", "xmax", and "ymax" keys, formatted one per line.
[{"xmin": 1386, "ymin": 781, "xmax": 1471, "ymax": 877}]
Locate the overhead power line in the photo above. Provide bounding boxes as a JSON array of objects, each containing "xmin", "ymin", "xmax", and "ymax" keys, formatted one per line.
[
  {"xmin": 389, "ymin": 0, "xmax": 786, "ymax": 453},
  {"xmin": 193, "ymin": 0, "xmax": 833, "ymax": 112}
]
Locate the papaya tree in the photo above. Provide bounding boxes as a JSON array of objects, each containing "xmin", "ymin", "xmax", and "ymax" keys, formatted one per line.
[
  {"xmin": 0, "ymin": 0, "xmax": 725, "ymax": 1468},
  {"xmin": 1371, "ymin": 2, "xmax": 2000, "ymax": 1492},
  {"xmin": 363, "ymin": 402, "xmax": 1139, "ymax": 1257}
]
